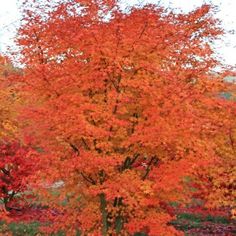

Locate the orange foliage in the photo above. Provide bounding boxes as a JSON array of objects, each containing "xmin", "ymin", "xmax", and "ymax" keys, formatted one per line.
[
  {"xmin": 193, "ymin": 82, "xmax": 236, "ymax": 218},
  {"xmin": 0, "ymin": 56, "xmax": 20, "ymax": 139},
  {"xmin": 12, "ymin": 1, "xmax": 236, "ymax": 235}
]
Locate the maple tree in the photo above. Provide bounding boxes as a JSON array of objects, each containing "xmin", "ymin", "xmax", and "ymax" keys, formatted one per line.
[
  {"xmin": 192, "ymin": 81, "xmax": 236, "ymax": 219},
  {"xmin": 12, "ymin": 0, "xmax": 236, "ymax": 235},
  {"xmin": 0, "ymin": 56, "xmax": 39, "ymax": 226},
  {"xmin": 0, "ymin": 56, "xmax": 20, "ymax": 140},
  {"xmin": 0, "ymin": 141, "xmax": 38, "ymax": 216}
]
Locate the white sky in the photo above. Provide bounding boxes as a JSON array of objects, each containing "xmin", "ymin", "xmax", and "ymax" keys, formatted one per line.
[{"xmin": 0, "ymin": 0, "xmax": 235, "ymax": 67}]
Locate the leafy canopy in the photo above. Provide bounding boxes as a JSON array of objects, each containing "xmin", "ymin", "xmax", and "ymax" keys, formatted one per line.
[{"xmin": 11, "ymin": 0, "xmax": 236, "ymax": 235}]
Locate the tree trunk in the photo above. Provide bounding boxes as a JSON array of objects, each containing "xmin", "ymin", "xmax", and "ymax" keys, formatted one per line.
[{"xmin": 99, "ymin": 193, "xmax": 108, "ymax": 236}]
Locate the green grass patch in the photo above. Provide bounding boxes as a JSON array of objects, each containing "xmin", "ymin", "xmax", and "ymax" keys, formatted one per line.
[
  {"xmin": 176, "ymin": 212, "xmax": 230, "ymax": 224},
  {"xmin": 7, "ymin": 221, "xmax": 41, "ymax": 236}
]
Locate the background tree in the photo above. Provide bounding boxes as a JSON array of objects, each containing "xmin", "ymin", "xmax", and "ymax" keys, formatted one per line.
[
  {"xmin": 14, "ymin": 0, "xmax": 235, "ymax": 235},
  {"xmin": 0, "ymin": 56, "xmax": 38, "ymax": 223},
  {"xmin": 0, "ymin": 142, "xmax": 38, "ymax": 217},
  {"xmin": 193, "ymin": 80, "xmax": 236, "ymax": 219},
  {"xmin": 0, "ymin": 55, "xmax": 21, "ymax": 140}
]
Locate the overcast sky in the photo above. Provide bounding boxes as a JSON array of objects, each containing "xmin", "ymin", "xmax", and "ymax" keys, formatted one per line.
[{"xmin": 0, "ymin": 0, "xmax": 235, "ymax": 67}]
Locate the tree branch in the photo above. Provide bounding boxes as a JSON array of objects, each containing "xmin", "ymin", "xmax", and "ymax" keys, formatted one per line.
[
  {"xmin": 80, "ymin": 172, "xmax": 96, "ymax": 185},
  {"xmin": 69, "ymin": 142, "xmax": 80, "ymax": 155},
  {"xmin": 142, "ymin": 156, "xmax": 158, "ymax": 180}
]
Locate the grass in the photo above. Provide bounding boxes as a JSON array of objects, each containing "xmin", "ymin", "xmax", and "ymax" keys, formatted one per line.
[
  {"xmin": 1, "ymin": 211, "xmax": 234, "ymax": 235},
  {"xmin": 171, "ymin": 211, "xmax": 236, "ymax": 235},
  {"xmin": 0, "ymin": 221, "xmax": 41, "ymax": 236},
  {"xmin": 0, "ymin": 221, "xmax": 83, "ymax": 236},
  {"xmin": 175, "ymin": 212, "xmax": 230, "ymax": 224}
]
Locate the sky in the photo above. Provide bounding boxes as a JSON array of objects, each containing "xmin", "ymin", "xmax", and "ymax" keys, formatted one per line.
[{"xmin": 0, "ymin": 0, "xmax": 235, "ymax": 67}]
